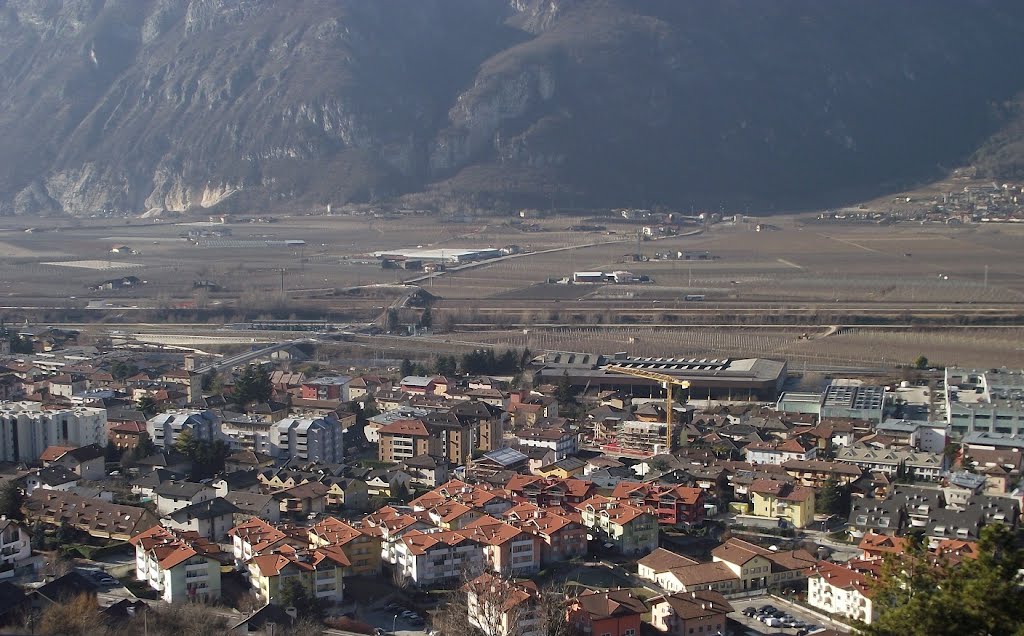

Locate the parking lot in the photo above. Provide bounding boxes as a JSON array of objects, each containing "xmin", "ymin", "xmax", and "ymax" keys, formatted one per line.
[
  {"xmin": 362, "ymin": 604, "xmax": 430, "ymax": 636},
  {"xmin": 728, "ymin": 596, "xmax": 850, "ymax": 635}
]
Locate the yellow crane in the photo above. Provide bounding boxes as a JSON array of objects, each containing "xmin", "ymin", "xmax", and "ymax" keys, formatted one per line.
[{"xmin": 605, "ymin": 365, "xmax": 691, "ymax": 450}]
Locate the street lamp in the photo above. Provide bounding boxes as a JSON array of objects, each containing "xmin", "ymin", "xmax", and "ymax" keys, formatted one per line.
[{"xmin": 392, "ymin": 614, "xmax": 398, "ymax": 634}]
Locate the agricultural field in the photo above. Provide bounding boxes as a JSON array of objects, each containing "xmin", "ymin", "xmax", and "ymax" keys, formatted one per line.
[
  {"xmin": 431, "ymin": 326, "xmax": 1024, "ymax": 369},
  {"xmin": 2, "ymin": 210, "xmax": 1024, "ymax": 370}
]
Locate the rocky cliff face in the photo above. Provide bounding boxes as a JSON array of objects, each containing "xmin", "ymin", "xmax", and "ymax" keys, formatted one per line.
[{"xmin": 1, "ymin": 0, "xmax": 1023, "ymax": 216}]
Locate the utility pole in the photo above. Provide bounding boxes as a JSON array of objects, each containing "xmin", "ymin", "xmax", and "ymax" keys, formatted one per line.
[
  {"xmin": 984, "ymin": 265, "xmax": 989, "ymax": 289},
  {"xmin": 277, "ymin": 268, "xmax": 286, "ymax": 293}
]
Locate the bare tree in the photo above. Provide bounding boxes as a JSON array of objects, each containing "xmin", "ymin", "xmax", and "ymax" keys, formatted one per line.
[{"xmin": 36, "ymin": 593, "xmax": 105, "ymax": 636}]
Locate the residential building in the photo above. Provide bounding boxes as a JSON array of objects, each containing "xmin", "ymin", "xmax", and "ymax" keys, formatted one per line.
[
  {"xmin": 378, "ymin": 419, "xmax": 432, "ymax": 463},
  {"xmin": 130, "ymin": 526, "xmax": 223, "ymax": 603},
  {"xmin": 836, "ymin": 445, "xmax": 945, "ymax": 482},
  {"xmin": 401, "ymin": 455, "xmax": 450, "ymax": 489},
  {"xmin": 782, "ymin": 459, "xmax": 863, "ymax": 488},
  {"xmin": 0, "ymin": 402, "xmax": 106, "ymax": 462},
  {"xmin": 711, "ymin": 538, "xmax": 816, "ymax": 590},
  {"xmin": 744, "ymin": 439, "xmax": 816, "ymax": 465},
  {"xmin": 146, "ymin": 410, "xmax": 218, "ymax": 449},
  {"xmin": 650, "ymin": 590, "xmax": 732, "ymax": 636},
  {"xmin": 155, "ymin": 481, "xmax": 217, "ymax": 516},
  {"xmin": 0, "ymin": 520, "xmax": 32, "ymax": 577},
  {"xmin": 567, "ymin": 589, "xmax": 647, "ymax": 636},
  {"xmin": 506, "ymin": 476, "xmax": 596, "ymax": 508},
  {"xmin": 228, "ymin": 518, "xmax": 308, "ymax": 568},
  {"xmin": 247, "ymin": 546, "xmax": 348, "ymax": 604},
  {"xmin": 466, "ymin": 573, "xmax": 541, "ymax": 636},
  {"xmin": 108, "ymin": 419, "xmax": 147, "ymax": 451},
  {"xmin": 300, "ymin": 376, "xmax": 351, "ymax": 402},
  {"xmin": 611, "ymin": 482, "xmax": 705, "ymax": 527},
  {"xmin": 45, "ymin": 443, "xmax": 106, "ymax": 480},
  {"xmin": 515, "ymin": 427, "xmax": 578, "ymax": 460},
  {"xmin": 393, "ymin": 528, "xmax": 483, "ymax": 586},
  {"xmin": 807, "ymin": 560, "xmax": 877, "ymax": 625},
  {"xmin": 223, "ymin": 491, "xmax": 281, "ymax": 524},
  {"xmin": 576, "ymin": 496, "xmax": 658, "ymax": 555},
  {"xmin": 26, "ymin": 463, "xmax": 81, "ymax": 495},
  {"xmin": 273, "ymin": 417, "xmax": 343, "ymax": 463},
  {"xmin": 637, "ymin": 548, "xmax": 697, "ymax": 580},
  {"xmin": 461, "ymin": 516, "xmax": 540, "ymax": 576},
  {"xmin": 163, "ymin": 497, "xmax": 240, "ymax": 542},
  {"xmin": 503, "ymin": 502, "xmax": 588, "ymax": 565},
  {"xmin": 748, "ymin": 479, "xmax": 816, "ymax": 529},
  {"xmin": 308, "ymin": 517, "xmax": 382, "ymax": 576}
]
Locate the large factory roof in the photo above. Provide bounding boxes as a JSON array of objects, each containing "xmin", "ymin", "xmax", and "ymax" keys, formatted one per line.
[{"xmin": 537, "ymin": 352, "xmax": 786, "ymax": 385}]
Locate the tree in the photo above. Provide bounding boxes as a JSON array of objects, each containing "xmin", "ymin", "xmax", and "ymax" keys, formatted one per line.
[
  {"xmin": 859, "ymin": 524, "xmax": 1024, "ymax": 636},
  {"xmin": 435, "ymin": 355, "xmax": 458, "ymax": 377},
  {"xmin": 137, "ymin": 395, "xmax": 159, "ymax": 417},
  {"xmin": 815, "ymin": 478, "xmax": 849, "ymax": 516},
  {"xmin": 37, "ymin": 592, "xmax": 105, "ymax": 636},
  {"xmin": 913, "ymin": 355, "xmax": 929, "ymax": 370},
  {"xmin": 30, "ymin": 520, "xmax": 46, "ymax": 551},
  {"xmin": 556, "ymin": 371, "xmax": 576, "ymax": 407},
  {"xmin": 104, "ymin": 440, "xmax": 121, "ymax": 463},
  {"xmin": 110, "ymin": 361, "xmax": 138, "ymax": 381},
  {"xmin": 420, "ymin": 305, "xmax": 433, "ymax": 329},
  {"xmin": 394, "ymin": 482, "xmax": 411, "ymax": 504},
  {"xmin": 278, "ymin": 578, "xmax": 325, "ymax": 620},
  {"xmin": 0, "ymin": 481, "xmax": 24, "ymax": 520},
  {"xmin": 400, "ymin": 358, "xmax": 414, "ymax": 378},
  {"xmin": 386, "ymin": 308, "xmax": 400, "ymax": 334},
  {"xmin": 233, "ymin": 364, "xmax": 272, "ymax": 406},
  {"xmin": 201, "ymin": 369, "xmax": 218, "ymax": 392}
]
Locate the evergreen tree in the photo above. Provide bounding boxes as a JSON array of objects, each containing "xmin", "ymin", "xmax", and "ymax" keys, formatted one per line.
[
  {"xmin": 385, "ymin": 308, "xmax": 400, "ymax": 334},
  {"xmin": 400, "ymin": 358, "xmax": 413, "ymax": 378},
  {"xmin": 233, "ymin": 364, "xmax": 272, "ymax": 405},
  {"xmin": 556, "ymin": 371, "xmax": 575, "ymax": 406},
  {"xmin": 419, "ymin": 306, "xmax": 432, "ymax": 329},
  {"xmin": 0, "ymin": 481, "xmax": 24, "ymax": 520},
  {"xmin": 104, "ymin": 441, "xmax": 121, "ymax": 463},
  {"xmin": 434, "ymin": 355, "xmax": 457, "ymax": 377},
  {"xmin": 278, "ymin": 578, "xmax": 325, "ymax": 619},
  {"xmin": 860, "ymin": 525, "xmax": 1024, "ymax": 636},
  {"xmin": 136, "ymin": 395, "xmax": 159, "ymax": 417}
]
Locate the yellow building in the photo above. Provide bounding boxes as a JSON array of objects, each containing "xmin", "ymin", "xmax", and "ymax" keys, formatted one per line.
[
  {"xmin": 536, "ymin": 456, "xmax": 586, "ymax": 479},
  {"xmin": 749, "ymin": 479, "xmax": 815, "ymax": 529},
  {"xmin": 248, "ymin": 546, "xmax": 348, "ymax": 604},
  {"xmin": 308, "ymin": 517, "xmax": 383, "ymax": 577}
]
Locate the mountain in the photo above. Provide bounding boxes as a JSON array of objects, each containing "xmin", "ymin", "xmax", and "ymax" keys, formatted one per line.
[{"xmin": 1, "ymin": 0, "xmax": 1023, "ymax": 216}]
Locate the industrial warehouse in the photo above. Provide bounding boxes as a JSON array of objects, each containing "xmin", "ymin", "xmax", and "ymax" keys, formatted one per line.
[{"xmin": 534, "ymin": 351, "xmax": 788, "ymax": 400}]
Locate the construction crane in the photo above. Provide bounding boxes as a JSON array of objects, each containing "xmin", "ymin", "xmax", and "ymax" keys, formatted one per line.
[{"xmin": 605, "ymin": 365, "xmax": 691, "ymax": 451}]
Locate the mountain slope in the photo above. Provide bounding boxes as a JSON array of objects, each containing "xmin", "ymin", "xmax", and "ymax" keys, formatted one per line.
[{"xmin": 1, "ymin": 0, "xmax": 1023, "ymax": 216}]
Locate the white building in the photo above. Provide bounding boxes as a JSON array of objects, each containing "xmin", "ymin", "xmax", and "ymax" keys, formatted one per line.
[
  {"xmin": 129, "ymin": 526, "xmax": 223, "ymax": 603},
  {"xmin": 0, "ymin": 402, "xmax": 106, "ymax": 462},
  {"xmin": 0, "ymin": 519, "xmax": 32, "ymax": 577},
  {"xmin": 945, "ymin": 368, "xmax": 1024, "ymax": 436},
  {"xmin": 466, "ymin": 573, "xmax": 541, "ymax": 636},
  {"xmin": 807, "ymin": 560, "xmax": 876, "ymax": 625},
  {"xmin": 146, "ymin": 410, "xmax": 219, "ymax": 449},
  {"xmin": 743, "ymin": 439, "xmax": 816, "ymax": 465},
  {"xmin": 515, "ymin": 428, "xmax": 578, "ymax": 460},
  {"xmin": 394, "ymin": 528, "xmax": 483, "ymax": 587},
  {"xmin": 220, "ymin": 417, "xmax": 275, "ymax": 455},
  {"xmin": 273, "ymin": 417, "xmax": 343, "ymax": 463}
]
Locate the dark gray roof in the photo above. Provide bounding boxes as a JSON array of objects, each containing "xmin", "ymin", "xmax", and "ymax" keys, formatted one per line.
[
  {"xmin": 215, "ymin": 470, "xmax": 260, "ymax": 490},
  {"xmin": 223, "ymin": 491, "xmax": 275, "ymax": 513},
  {"xmin": 62, "ymin": 443, "xmax": 105, "ymax": 463},
  {"xmin": 33, "ymin": 465, "xmax": 79, "ymax": 486},
  {"xmin": 154, "ymin": 480, "xmax": 211, "ymax": 499},
  {"xmin": 34, "ymin": 572, "xmax": 98, "ymax": 603},
  {"xmin": 130, "ymin": 468, "xmax": 178, "ymax": 488},
  {"xmin": 168, "ymin": 497, "xmax": 239, "ymax": 521}
]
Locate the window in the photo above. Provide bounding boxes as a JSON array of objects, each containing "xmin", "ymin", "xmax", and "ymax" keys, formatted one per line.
[{"xmin": 624, "ymin": 631, "xmax": 635, "ymax": 636}]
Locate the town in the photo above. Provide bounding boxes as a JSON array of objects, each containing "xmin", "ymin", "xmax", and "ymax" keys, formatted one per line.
[{"xmin": 0, "ymin": 326, "xmax": 1016, "ymax": 636}]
